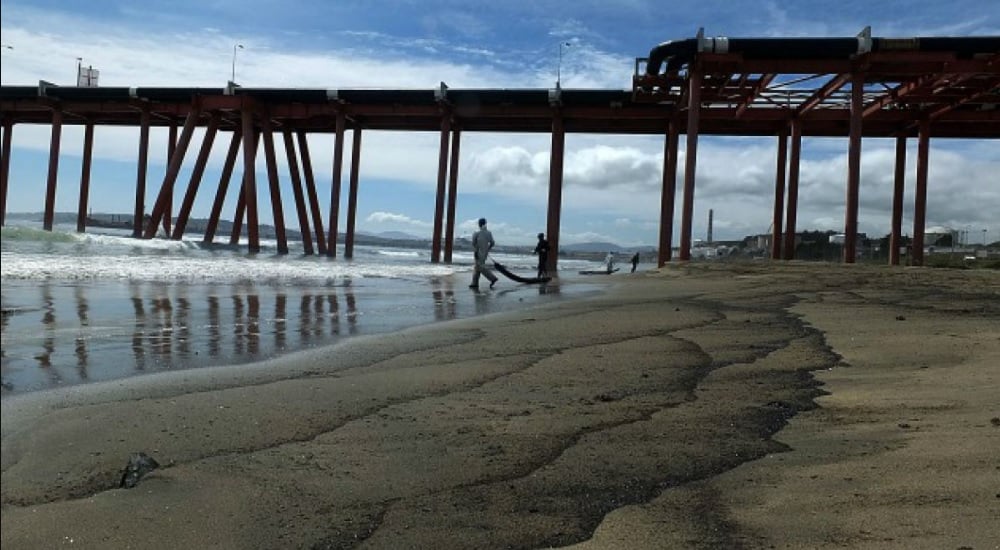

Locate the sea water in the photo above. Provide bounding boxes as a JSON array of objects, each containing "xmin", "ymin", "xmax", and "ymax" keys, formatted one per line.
[{"xmin": 1, "ymin": 221, "xmax": 599, "ymax": 395}]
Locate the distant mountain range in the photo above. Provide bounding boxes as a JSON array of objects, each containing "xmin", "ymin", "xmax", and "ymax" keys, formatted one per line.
[
  {"xmin": 6, "ymin": 212, "xmax": 658, "ymax": 252},
  {"xmin": 560, "ymin": 241, "xmax": 656, "ymax": 253},
  {"xmin": 359, "ymin": 230, "xmax": 423, "ymax": 241}
]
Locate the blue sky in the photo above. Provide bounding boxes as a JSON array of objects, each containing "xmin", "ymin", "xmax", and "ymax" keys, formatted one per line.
[{"xmin": 1, "ymin": 1, "xmax": 998, "ymax": 246}]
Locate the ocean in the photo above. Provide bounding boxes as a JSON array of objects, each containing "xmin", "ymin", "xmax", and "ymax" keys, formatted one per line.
[{"xmin": 1, "ymin": 221, "xmax": 602, "ymax": 396}]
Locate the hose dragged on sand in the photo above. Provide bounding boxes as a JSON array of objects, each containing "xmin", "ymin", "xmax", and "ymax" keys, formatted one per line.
[{"xmin": 492, "ymin": 261, "xmax": 551, "ymax": 284}]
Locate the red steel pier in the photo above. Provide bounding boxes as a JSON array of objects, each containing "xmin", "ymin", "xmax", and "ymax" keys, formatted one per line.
[{"xmin": 1, "ymin": 29, "xmax": 998, "ymax": 271}]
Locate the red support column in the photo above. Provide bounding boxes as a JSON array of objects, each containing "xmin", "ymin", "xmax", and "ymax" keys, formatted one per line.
[
  {"xmin": 204, "ymin": 128, "xmax": 243, "ymax": 244},
  {"xmin": 260, "ymin": 118, "xmax": 289, "ymax": 254},
  {"xmin": 0, "ymin": 118, "xmax": 12, "ymax": 226},
  {"xmin": 444, "ymin": 127, "xmax": 461, "ymax": 263},
  {"xmin": 327, "ymin": 111, "xmax": 346, "ymax": 257},
  {"xmin": 296, "ymin": 131, "xmax": 327, "ymax": 254},
  {"xmin": 843, "ymin": 72, "xmax": 864, "ymax": 263},
  {"xmin": 889, "ymin": 136, "xmax": 907, "ymax": 266},
  {"xmin": 282, "ymin": 129, "xmax": 315, "ymax": 255},
  {"xmin": 133, "ymin": 105, "xmax": 150, "ymax": 237},
  {"xmin": 912, "ymin": 120, "xmax": 930, "ymax": 267},
  {"xmin": 164, "ymin": 123, "xmax": 178, "ymax": 235},
  {"xmin": 230, "ymin": 131, "xmax": 260, "ymax": 246},
  {"xmin": 545, "ymin": 113, "xmax": 566, "ymax": 275},
  {"xmin": 344, "ymin": 128, "xmax": 362, "ymax": 259},
  {"xmin": 43, "ymin": 109, "xmax": 63, "ymax": 231},
  {"xmin": 173, "ymin": 112, "xmax": 221, "ymax": 239},
  {"xmin": 657, "ymin": 119, "xmax": 680, "ymax": 267},
  {"xmin": 770, "ymin": 127, "xmax": 788, "ymax": 259},
  {"xmin": 678, "ymin": 66, "xmax": 702, "ymax": 261},
  {"xmin": 229, "ymin": 176, "xmax": 246, "ymax": 245},
  {"xmin": 783, "ymin": 119, "xmax": 802, "ymax": 260},
  {"xmin": 144, "ymin": 104, "xmax": 202, "ymax": 238},
  {"xmin": 431, "ymin": 114, "xmax": 451, "ymax": 263},
  {"xmin": 241, "ymin": 109, "xmax": 260, "ymax": 253},
  {"xmin": 76, "ymin": 123, "xmax": 95, "ymax": 233}
]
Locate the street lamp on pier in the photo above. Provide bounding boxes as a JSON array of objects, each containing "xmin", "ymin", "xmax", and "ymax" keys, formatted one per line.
[
  {"xmin": 557, "ymin": 41, "xmax": 571, "ymax": 89},
  {"xmin": 231, "ymin": 43, "xmax": 244, "ymax": 83}
]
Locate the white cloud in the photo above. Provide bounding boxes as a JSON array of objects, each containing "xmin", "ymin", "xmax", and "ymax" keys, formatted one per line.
[
  {"xmin": 564, "ymin": 145, "xmax": 660, "ymax": 190},
  {"xmin": 466, "ymin": 146, "xmax": 544, "ymax": 190},
  {"xmin": 366, "ymin": 211, "xmax": 432, "ymax": 228}
]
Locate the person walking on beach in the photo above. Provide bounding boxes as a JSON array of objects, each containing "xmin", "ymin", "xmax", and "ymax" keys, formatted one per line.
[
  {"xmin": 470, "ymin": 218, "xmax": 499, "ymax": 289},
  {"xmin": 533, "ymin": 232, "xmax": 550, "ymax": 278},
  {"xmin": 604, "ymin": 251, "xmax": 615, "ymax": 273},
  {"xmin": 630, "ymin": 252, "xmax": 640, "ymax": 273}
]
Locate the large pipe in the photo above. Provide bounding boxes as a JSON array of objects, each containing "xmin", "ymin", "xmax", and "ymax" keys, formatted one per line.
[
  {"xmin": 645, "ymin": 35, "xmax": 1000, "ymax": 76},
  {"xmin": 646, "ymin": 39, "xmax": 699, "ymax": 75}
]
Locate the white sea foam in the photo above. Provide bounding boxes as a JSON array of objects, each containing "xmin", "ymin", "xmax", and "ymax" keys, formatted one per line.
[
  {"xmin": 1, "ymin": 251, "xmax": 456, "ymax": 282},
  {"xmin": 374, "ymin": 249, "xmax": 423, "ymax": 258},
  {"xmin": 1, "ymin": 224, "xmax": 458, "ymax": 283},
  {"xmin": 78, "ymin": 231, "xmax": 200, "ymax": 252}
]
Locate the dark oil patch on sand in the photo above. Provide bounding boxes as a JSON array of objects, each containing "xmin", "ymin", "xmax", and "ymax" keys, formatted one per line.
[
  {"xmin": 236, "ymin": 291, "xmax": 842, "ymax": 549},
  {"xmin": 407, "ymin": 303, "xmax": 828, "ymax": 549}
]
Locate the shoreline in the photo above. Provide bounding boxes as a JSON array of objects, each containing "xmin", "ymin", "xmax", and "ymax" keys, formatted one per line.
[{"xmin": 3, "ymin": 262, "xmax": 997, "ymax": 548}]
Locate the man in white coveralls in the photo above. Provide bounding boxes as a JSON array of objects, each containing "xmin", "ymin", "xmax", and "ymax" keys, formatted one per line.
[{"xmin": 470, "ymin": 217, "xmax": 499, "ymax": 290}]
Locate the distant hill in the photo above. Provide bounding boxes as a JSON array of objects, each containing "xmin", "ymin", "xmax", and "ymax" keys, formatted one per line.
[
  {"xmin": 375, "ymin": 230, "xmax": 423, "ymax": 240},
  {"xmin": 6, "ymin": 212, "xmax": 658, "ymax": 253},
  {"xmin": 560, "ymin": 241, "xmax": 625, "ymax": 253}
]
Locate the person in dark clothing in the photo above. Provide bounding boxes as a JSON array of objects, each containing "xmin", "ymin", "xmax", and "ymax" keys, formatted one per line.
[
  {"xmin": 630, "ymin": 252, "xmax": 640, "ymax": 273},
  {"xmin": 533, "ymin": 232, "xmax": 550, "ymax": 278}
]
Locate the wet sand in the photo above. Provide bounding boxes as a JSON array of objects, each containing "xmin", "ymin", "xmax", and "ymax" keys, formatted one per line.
[{"xmin": 2, "ymin": 262, "xmax": 997, "ymax": 549}]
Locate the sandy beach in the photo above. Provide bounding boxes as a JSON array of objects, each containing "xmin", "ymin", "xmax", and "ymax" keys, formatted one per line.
[{"xmin": 2, "ymin": 262, "xmax": 998, "ymax": 549}]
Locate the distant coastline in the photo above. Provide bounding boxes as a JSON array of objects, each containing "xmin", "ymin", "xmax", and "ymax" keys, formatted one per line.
[
  {"xmin": 8, "ymin": 211, "xmax": 995, "ymax": 267},
  {"xmin": 3, "ymin": 212, "xmax": 662, "ymax": 262}
]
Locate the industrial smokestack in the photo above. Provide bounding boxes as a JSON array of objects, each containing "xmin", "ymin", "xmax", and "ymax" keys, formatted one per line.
[{"xmin": 708, "ymin": 209, "xmax": 713, "ymax": 244}]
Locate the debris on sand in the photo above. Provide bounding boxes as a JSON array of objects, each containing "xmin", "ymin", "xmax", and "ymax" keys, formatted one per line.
[{"xmin": 119, "ymin": 452, "xmax": 160, "ymax": 488}]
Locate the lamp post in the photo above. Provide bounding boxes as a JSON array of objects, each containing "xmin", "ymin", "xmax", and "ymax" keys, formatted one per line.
[
  {"xmin": 557, "ymin": 41, "xmax": 571, "ymax": 89},
  {"xmin": 231, "ymin": 43, "xmax": 244, "ymax": 82},
  {"xmin": 76, "ymin": 57, "xmax": 83, "ymax": 86},
  {"xmin": 983, "ymin": 228, "xmax": 988, "ymax": 246}
]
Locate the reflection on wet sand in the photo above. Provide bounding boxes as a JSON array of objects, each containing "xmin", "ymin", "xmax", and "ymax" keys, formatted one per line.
[
  {"xmin": 37, "ymin": 285, "xmax": 55, "ymax": 371},
  {"xmin": 233, "ymin": 294, "xmax": 245, "ymax": 355},
  {"xmin": 207, "ymin": 294, "xmax": 220, "ymax": 356},
  {"xmin": 151, "ymin": 295, "xmax": 173, "ymax": 356},
  {"xmin": 275, "ymin": 294, "xmax": 286, "ymax": 351},
  {"xmin": 131, "ymin": 283, "xmax": 147, "ymax": 371},
  {"xmin": 177, "ymin": 293, "xmax": 191, "ymax": 357},
  {"xmin": 432, "ymin": 289, "xmax": 456, "ymax": 321},
  {"xmin": 37, "ymin": 286, "xmax": 54, "ymax": 369},
  {"xmin": 2, "ymin": 279, "xmax": 463, "ymax": 393},
  {"xmin": 3, "ymin": 275, "xmax": 585, "ymax": 394},
  {"xmin": 74, "ymin": 285, "xmax": 88, "ymax": 379}
]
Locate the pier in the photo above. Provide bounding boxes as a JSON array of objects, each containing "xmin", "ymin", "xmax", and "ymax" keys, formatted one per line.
[{"xmin": 1, "ymin": 30, "xmax": 997, "ymax": 269}]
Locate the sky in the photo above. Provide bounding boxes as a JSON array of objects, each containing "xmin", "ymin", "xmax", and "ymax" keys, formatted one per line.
[{"xmin": 1, "ymin": 1, "xmax": 997, "ymax": 247}]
